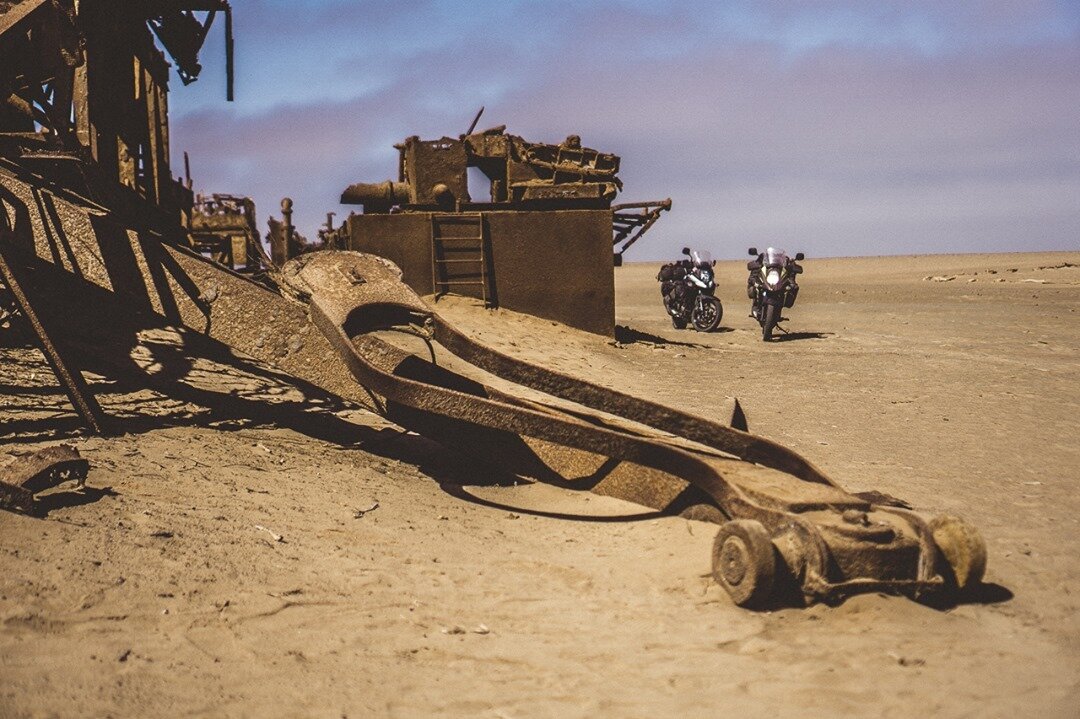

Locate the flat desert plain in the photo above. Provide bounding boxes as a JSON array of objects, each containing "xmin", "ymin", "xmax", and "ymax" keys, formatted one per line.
[{"xmin": 1, "ymin": 251, "xmax": 1077, "ymax": 718}]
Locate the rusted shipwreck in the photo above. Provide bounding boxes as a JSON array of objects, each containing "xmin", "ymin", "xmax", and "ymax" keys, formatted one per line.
[{"xmin": 339, "ymin": 124, "xmax": 671, "ymax": 335}]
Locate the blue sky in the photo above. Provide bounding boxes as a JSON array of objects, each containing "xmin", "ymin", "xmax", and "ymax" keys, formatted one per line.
[{"xmin": 168, "ymin": 0, "xmax": 1080, "ymax": 259}]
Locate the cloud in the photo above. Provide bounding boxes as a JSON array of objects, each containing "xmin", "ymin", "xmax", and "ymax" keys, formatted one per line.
[{"xmin": 169, "ymin": 0, "xmax": 1080, "ymax": 258}]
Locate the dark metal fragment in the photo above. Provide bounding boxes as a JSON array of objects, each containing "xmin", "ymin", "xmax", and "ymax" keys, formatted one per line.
[{"xmin": 0, "ymin": 444, "xmax": 89, "ymax": 513}]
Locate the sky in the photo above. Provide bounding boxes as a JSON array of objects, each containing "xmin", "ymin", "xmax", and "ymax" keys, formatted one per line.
[{"xmin": 167, "ymin": 0, "xmax": 1080, "ymax": 260}]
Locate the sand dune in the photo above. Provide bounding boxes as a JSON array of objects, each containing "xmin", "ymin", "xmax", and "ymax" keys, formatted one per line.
[{"xmin": 1, "ymin": 251, "xmax": 1077, "ymax": 718}]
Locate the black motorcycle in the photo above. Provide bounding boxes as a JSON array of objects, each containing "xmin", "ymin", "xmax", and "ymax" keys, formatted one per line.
[
  {"xmin": 747, "ymin": 246, "xmax": 804, "ymax": 340},
  {"xmin": 657, "ymin": 247, "xmax": 723, "ymax": 332}
]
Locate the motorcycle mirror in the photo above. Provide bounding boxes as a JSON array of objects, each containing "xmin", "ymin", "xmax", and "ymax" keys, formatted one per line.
[
  {"xmin": 748, "ymin": 247, "xmax": 758, "ymax": 256},
  {"xmin": 795, "ymin": 252, "xmax": 805, "ymax": 261},
  {"xmin": 681, "ymin": 247, "xmax": 690, "ymax": 255},
  {"xmin": 712, "ymin": 260, "xmax": 717, "ymax": 266}
]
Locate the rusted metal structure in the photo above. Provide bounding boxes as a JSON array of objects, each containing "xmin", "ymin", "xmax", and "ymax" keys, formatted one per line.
[
  {"xmin": 287, "ymin": 250, "xmax": 987, "ymax": 606},
  {"xmin": 266, "ymin": 196, "xmax": 320, "ymax": 267},
  {"xmin": 189, "ymin": 192, "xmax": 269, "ymax": 272},
  {"xmin": 0, "ymin": 1, "xmax": 988, "ymax": 608},
  {"xmin": 342, "ymin": 125, "xmax": 671, "ymax": 336},
  {"xmin": 1, "ymin": 0, "xmax": 233, "ymax": 234},
  {"xmin": 317, "ymin": 211, "xmax": 348, "ymax": 251},
  {"xmin": 0, "ymin": 0, "xmax": 234, "ymax": 431}
]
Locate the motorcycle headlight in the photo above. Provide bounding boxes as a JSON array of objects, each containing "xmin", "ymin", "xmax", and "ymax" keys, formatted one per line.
[{"xmin": 766, "ymin": 269, "xmax": 781, "ymax": 288}]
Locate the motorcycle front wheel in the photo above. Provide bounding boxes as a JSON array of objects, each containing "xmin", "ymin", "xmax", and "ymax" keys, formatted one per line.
[
  {"xmin": 762, "ymin": 303, "xmax": 779, "ymax": 341},
  {"xmin": 691, "ymin": 296, "xmax": 723, "ymax": 332},
  {"xmin": 665, "ymin": 297, "xmax": 689, "ymax": 329}
]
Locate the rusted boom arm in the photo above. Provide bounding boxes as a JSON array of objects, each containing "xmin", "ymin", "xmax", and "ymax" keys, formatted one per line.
[
  {"xmin": 288, "ymin": 251, "xmax": 849, "ymax": 598},
  {"xmin": 612, "ymin": 198, "xmax": 671, "ymax": 260},
  {"xmin": 430, "ymin": 315, "xmax": 837, "ymax": 488},
  {"xmin": 294, "ymin": 253, "xmax": 748, "ymax": 514}
]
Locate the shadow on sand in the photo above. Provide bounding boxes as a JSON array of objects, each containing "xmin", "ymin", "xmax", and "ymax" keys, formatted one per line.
[
  {"xmin": 439, "ymin": 481, "xmax": 668, "ymax": 523},
  {"xmin": 614, "ymin": 324, "xmax": 724, "ymax": 348},
  {"xmin": 771, "ymin": 330, "xmax": 833, "ymax": 342},
  {"xmin": 31, "ymin": 485, "xmax": 119, "ymax": 517}
]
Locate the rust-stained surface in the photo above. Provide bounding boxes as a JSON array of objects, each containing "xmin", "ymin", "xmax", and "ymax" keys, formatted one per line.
[
  {"xmin": 189, "ymin": 193, "xmax": 269, "ymax": 272},
  {"xmin": 0, "ymin": 1, "xmax": 988, "ymax": 610},
  {"xmin": 1, "ymin": 0, "xmax": 233, "ymax": 233},
  {"xmin": 342, "ymin": 126, "xmax": 669, "ymax": 336},
  {"xmin": 284, "ymin": 250, "xmax": 987, "ymax": 607},
  {"xmin": 0, "ymin": 444, "xmax": 88, "ymax": 513},
  {"xmin": 0, "ymin": 167, "xmax": 375, "ymax": 410},
  {"xmin": 348, "ymin": 208, "xmax": 616, "ymax": 334}
]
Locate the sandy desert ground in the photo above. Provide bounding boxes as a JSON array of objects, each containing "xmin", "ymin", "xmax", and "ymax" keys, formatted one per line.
[{"xmin": 1, "ymin": 251, "xmax": 1078, "ymax": 718}]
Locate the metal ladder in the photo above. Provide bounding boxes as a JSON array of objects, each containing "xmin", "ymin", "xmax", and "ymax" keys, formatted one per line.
[{"xmin": 430, "ymin": 213, "xmax": 490, "ymax": 305}]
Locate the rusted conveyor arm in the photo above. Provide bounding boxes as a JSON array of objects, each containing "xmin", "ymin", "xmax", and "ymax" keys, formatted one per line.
[
  {"xmin": 306, "ymin": 290, "xmax": 744, "ymax": 518},
  {"xmin": 289, "ymin": 252, "xmax": 835, "ymax": 593},
  {"xmin": 292, "ymin": 254, "xmax": 746, "ymax": 508},
  {"xmin": 431, "ymin": 317, "xmax": 838, "ymax": 488}
]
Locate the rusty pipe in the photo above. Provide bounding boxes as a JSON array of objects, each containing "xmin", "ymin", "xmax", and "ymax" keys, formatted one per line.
[{"xmin": 340, "ymin": 180, "xmax": 411, "ymax": 209}]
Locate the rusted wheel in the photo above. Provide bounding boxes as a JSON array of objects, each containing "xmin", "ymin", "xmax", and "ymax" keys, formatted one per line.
[
  {"xmin": 712, "ymin": 520, "xmax": 776, "ymax": 608},
  {"xmin": 930, "ymin": 515, "xmax": 987, "ymax": 592}
]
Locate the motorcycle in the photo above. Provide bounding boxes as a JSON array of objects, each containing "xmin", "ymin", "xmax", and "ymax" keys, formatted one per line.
[
  {"xmin": 747, "ymin": 246, "xmax": 804, "ymax": 340},
  {"xmin": 657, "ymin": 247, "xmax": 723, "ymax": 332}
]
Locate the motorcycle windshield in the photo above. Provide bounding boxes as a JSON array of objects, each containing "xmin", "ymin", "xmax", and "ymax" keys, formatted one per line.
[
  {"xmin": 690, "ymin": 249, "xmax": 713, "ymax": 266},
  {"xmin": 765, "ymin": 247, "xmax": 788, "ymax": 267}
]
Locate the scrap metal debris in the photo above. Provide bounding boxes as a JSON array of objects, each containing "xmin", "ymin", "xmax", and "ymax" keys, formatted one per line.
[
  {"xmin": 284, "ymin": 250, "xmax": 989, "ymax": 607},
  {"xmin": 0, "ymin": 1, "xmax": 990, "ymax": 610},
  {"xmin": 0, "ymin": 444, "xmax": 89, "ymax": 513}
]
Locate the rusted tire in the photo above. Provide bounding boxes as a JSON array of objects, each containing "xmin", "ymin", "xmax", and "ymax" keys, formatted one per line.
[
  {"xmin": 712, "ymin": 520, "xmax": 776, "ymax": 608},
  {"xmin": 930, "ymin": 515, "xmax": 987, "ymax": 592}
]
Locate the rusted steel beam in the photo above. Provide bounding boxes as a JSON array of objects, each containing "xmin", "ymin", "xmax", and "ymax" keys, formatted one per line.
[
  {"xmin": 431, "ymin": 315, "xmax": 837, "ymax": 488},
  {"xmin": 0, "ymin": 222, "xmax": 109, "ymax": 435},
  {"xmin": 223, "ymin": 2, "xmax": 233, "ymax": 101},
  {"xmin": 0, "ymin": 444, "xmax": 89, "ymax": 513},
  {"xmin": 612, "ymin": 198, "xmax": 671, "ymax": 258},
  {"xmin": 0, "ymin": 168, "xmax": 373, "ymax": 410},
  {"xmin": 0, "ymin": 0, "xmax": 48, "ymax": 43}
]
